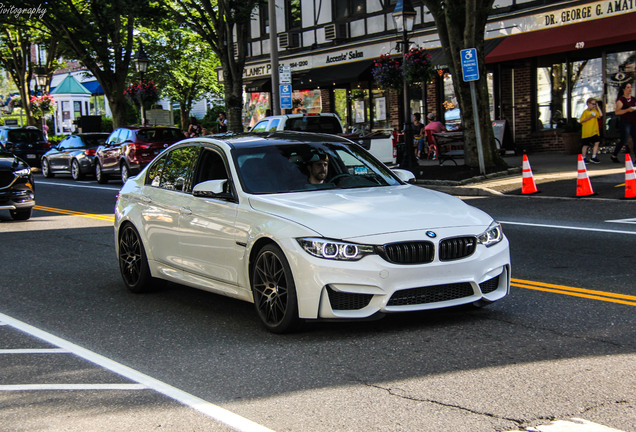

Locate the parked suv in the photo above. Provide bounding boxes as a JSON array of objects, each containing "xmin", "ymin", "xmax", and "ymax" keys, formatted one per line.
[
  {"xmin": 0, "ymin": 126, "xmax": 50, "ymax": 167},
  {"xmin": 95, "ymin": 126, "xmax": 183, "ymax": 183},
  {"xmin": 250, "ymin": 113, "xmax": 344, "ymax": 134}
]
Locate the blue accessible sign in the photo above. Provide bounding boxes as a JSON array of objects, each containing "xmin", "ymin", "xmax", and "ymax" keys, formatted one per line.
[
  {"xmin": 280, "ymin": 84, "xmax": 293, "ymax": 110},
  {"xmin": 460, "ymin": 48, "xmax": 479, "ymax": 82}
]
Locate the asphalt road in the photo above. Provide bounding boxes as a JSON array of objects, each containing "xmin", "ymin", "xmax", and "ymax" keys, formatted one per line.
[{"xmin": 0, "ymin": 174, "xmax": 634, "ymax": 432}]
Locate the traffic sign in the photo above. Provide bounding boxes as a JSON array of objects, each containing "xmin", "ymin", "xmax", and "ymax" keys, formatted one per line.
[
  {"xmin": 280, "ymin": 84, "xmax": 293, "ymax": 110},
  {"xmin": 460, "ymin": 48, "xmax": 479, "ymax": 82},
  {"xmin": 279, "ymin": 65, "xmax": 292, "ymax": 84}
]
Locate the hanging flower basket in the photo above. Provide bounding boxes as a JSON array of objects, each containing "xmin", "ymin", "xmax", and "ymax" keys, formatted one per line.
[
  {"xmin": 9, "ymin": 95, "xmax": 22, "ymax": 108},
  {"xmin": 30, "ymin": 94, "xmax": 56, "ymax": 119},
  {"xmin": 403, "ymin": 47, "xmax": 433, "ymax": 84},
  {"xmin": 372, "ymin": 54, "xmax": 403, "ymax": 92},
  {"xmin": 124, "ymin": 81, "xmax": 160, "ymax": 108}
]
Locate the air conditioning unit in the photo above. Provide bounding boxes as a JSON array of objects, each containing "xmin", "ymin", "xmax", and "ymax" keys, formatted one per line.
[
  {"xmin": 279, "ymin": 32, "xmax": 300, "ymax": 48},
  {"xmin": 325, "ymin": 23, "xmax": 348, "ymax": 41}
]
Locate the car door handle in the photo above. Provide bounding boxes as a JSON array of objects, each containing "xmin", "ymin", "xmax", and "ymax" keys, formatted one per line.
[{"xmin": 179, "ymin": 207, "xmax": 192, "ymax": 215}]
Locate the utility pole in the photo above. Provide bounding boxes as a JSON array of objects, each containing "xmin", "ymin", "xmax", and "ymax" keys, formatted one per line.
[{"xmin": 268, "ymin": 0, "xmax": 280, "ymax": 115}]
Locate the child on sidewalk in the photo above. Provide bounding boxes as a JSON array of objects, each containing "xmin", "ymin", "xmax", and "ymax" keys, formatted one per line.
[{"xmin": 579, "ymin": 97, "xmax": 603, "ymax": 164}]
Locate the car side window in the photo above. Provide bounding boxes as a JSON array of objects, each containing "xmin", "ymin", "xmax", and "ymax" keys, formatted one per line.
[
  {"xmin": 251, "ymin": 120, "xmax": 269, "ymax": 132},
  {"xmin": 267, "ymin": 119, "xmax": 280, "ymax": 131},
  {"xmin": 191, "ymin": 149, "xmax": 230, "ymax": 193},
  {"xmin": 146, "ymin": 155, "xmax": 165, "ymax": 187},
  {"xmin": 58, "ymin": 137, "xmax": 72, "ymax": 149},
  {"xmin": 158, "ymin": 146, "xmax": 201, "ymax": 192}
]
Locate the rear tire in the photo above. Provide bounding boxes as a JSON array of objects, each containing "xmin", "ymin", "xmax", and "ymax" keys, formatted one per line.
[
  {"xmin": 251, "ymin": 244, "xmax": 299, "ymax": 333},
  {"xmin": 118, "ymin": 224, "xmax": 155, "ymax": 293},
  {"xmin": 95, "ymin": 162, "xmax": 108, "ymax": 184},
  {"xmin": 121, "ymin": 163, "xmax": 130, "ymax": 184}
]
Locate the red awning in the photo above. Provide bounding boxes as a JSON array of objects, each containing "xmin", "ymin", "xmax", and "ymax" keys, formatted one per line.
[{"xmin": 486, "ymin": 12, "xmax": 636, "ymax": 64}]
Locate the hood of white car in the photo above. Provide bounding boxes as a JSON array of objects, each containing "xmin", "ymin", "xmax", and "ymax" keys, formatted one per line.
[{"xmin": 248, "ymin": 185, "xmax": 493, "ymax": 239}]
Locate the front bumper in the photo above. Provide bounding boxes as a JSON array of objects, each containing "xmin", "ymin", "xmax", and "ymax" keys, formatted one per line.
[{"xmin": 282, "ymin": 231, "xmax": 511, "ymax": 320}]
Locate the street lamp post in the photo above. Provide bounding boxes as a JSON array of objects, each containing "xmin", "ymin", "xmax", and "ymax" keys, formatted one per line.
[
  {"xmin": 392, "ymin": 0, "xmax": 417, "ymax": 171},
  {"xmin": 34, "ymin": 66, "xmax": 47, "ymax": 96},
  {"xmin": 133, "ymin": 43, "xmax": 150, "ymax": 125}
]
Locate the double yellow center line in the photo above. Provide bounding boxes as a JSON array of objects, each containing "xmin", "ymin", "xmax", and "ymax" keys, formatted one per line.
[
  {"xmin": 512, "ymin": 278, "xmax": 636, "ymax": 307},
  {"xmin": 34, "ymin": 205, "xmax": 114, "ymax": 222}
]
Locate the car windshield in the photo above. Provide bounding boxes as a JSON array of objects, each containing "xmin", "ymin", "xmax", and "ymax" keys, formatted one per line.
[
  {"xmin": 8, "ymin": 130, "xmax": 44, "ymax": 142},
  {"xmin": 137, "ymin": 128, "xmax": 183, "ymax": 142},
  {"xmin": 80, "ymin": 135, "xmax": 109, "ymax": 147},
  {"xmin": 233, "ymin": 141, "xmax": 401, "ymax": 194}
]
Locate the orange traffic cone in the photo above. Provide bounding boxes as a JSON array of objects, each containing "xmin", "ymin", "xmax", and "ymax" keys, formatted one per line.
[
  {"xmin": 521, "ymin": 154, "xmax": 539, "ymax": 194},
  {"xmin": 624, "ymin": 154, "xmax": 636, "ymax": 199},
  {"xmin": 576, "ymin": 154, "xmax": 595, "ymax": 197}
]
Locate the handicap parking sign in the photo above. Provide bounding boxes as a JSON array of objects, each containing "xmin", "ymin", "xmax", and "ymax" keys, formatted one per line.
[
  {"xmin": 280, "ymin": 84, "xmax": 293, "ymax": 110},
  {"xmin": 460, "ymin": 48, "xmax": 479, "ymax": 82}
]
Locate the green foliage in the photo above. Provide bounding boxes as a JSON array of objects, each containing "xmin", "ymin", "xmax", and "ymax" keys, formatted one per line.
[
  {"xmin": 201, "ymin": 104, "xmax": 226, "ymax": 131},
  {"xmin": 48, "ymin": 134, "xmax": 66, "ymax": 146},
  {"xmin": 100, "ymin": 116, "xmax": 113, "ymax": 132}
]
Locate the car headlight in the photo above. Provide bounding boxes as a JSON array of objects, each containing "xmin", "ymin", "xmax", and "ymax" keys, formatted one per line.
[
  {"xmin": 297, "ymin": 238, "xmax": 375, "ymax": 261},
  {"xmin": 477, "ymin": 221, "xmax": 503, "ymax": 247},
  {"xmin": 13, "ymin": 168, "xmax": 31, "ymax": 177}
]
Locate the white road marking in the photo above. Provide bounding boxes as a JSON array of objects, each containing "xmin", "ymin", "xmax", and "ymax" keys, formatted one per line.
[
  {"xmin": 35, "ymin": 180, "xmax": 121, "ymax": 191},
  {"xmin": 505, "ymin": 417, "xmax": 625, "ymax": 431},
  {"xmin": 0, "ymin": 384, "xmax": 148, "ymax": 391},
  {"xmin": 0, "ymin": 348, "xmax": 69, "ymax": 354},
  {"xmin": 0, "ymin": 312, "xmax": 275, "ymax": 432},
  {"xmin": 500, "ymin": 220, "xmax": 636, "ymax": 235},
  {"xmin": 606, "ymin": 217, "xmax": 636, "ymax": 224}
]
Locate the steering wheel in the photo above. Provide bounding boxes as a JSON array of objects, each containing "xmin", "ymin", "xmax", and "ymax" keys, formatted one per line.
[{"xmin": 329, "ymin": 174, "xmax": 351, "ymax": 185}]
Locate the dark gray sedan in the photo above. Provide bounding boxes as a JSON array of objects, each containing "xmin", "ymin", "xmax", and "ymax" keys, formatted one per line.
[{"xmin": 41, "ymin": 133, "xmax": 110, "ymax": 180}]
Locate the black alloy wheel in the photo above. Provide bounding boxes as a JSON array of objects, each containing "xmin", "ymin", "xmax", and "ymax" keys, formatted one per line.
[
  {"xmin": 118, "ymin": 224, "xmax": 154, "ymax": 293},
  {"xmin": 71, "ymin": 159, "xmax": 83, "ymax": 180},
  {"xmin": 251, "ymin": 244, "xmax": 299, "ymax": 333}
]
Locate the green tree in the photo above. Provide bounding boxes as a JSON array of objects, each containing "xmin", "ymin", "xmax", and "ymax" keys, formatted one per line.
[
  {"xmin": 422, "ymin": 0, "xmax": 505, "ymax": 170},
  {"xmin": 25, "ymin": 0, "xmax": 160, "ymax": 128},
  {"xmin": 162, "ymin": 0, "xmax": 264, "ymax": 133},
  {"xmin": 139, "ymin": 22, "xmax": 222, "ymax": 129},
  {"xmin": 0, "ymin": 24, "xmax": 36, "ymax": 125}
]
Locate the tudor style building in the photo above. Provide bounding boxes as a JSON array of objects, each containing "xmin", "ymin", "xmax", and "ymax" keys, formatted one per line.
[{"xmin": 241, "ymin": 0, "xmax": 635, "ymax": 152}]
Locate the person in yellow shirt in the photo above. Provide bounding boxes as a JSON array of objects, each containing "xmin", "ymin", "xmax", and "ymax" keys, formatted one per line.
[{"xmin": 579, "ymin": 97, "xmax": 603, "ymax": 164}]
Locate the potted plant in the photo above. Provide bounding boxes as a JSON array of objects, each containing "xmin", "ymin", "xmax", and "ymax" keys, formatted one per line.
[
  {"xmin": 372, "ymin": 54, "xmax": 403, "ymax": 92},
  {"xmin": 403, "ymin": 47, "xmax": 433, "ymax": 84},
  {"xmin": 124, "ymin": 81, "xmax": 160, "ymax": 110}
]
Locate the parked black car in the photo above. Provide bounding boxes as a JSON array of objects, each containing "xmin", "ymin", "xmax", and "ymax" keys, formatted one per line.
[
  {"xmin": 0, "ymin": 126, "xmax": 50, "ymax": 167},
  {"xmin": 0, "ymin": 150, "xmax": 35, "ymax": 220},
  {"xmin": 41, "ymin": 133, "xmax": 110, "ymax": 180}
]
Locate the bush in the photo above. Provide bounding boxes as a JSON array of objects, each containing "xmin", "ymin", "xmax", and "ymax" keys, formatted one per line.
[{"xmin": 48, "ymin": 135, "xmax": 66, "ymax": 146}]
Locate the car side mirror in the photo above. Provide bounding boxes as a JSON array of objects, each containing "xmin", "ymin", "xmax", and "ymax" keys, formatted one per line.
[
  {"xmin": 193, "ymin": 179, "xmax": 235, "ymax": 201},
  {"xmin": 392, "ymin": 169, "xmax": 416, "ymax": 184}
]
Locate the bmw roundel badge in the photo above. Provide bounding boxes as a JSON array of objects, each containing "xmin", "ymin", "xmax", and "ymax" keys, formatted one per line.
[{"xmin": 426, "ymin": 231, "xmax": 437, "ymax": 238}]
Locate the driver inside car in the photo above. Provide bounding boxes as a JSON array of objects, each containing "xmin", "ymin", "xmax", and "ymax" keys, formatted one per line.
[{"xmin": 306, "ymin": 153, "xmax": 329, "ymax": 184}]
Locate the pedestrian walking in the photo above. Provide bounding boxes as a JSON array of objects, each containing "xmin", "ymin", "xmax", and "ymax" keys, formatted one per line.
[
  {"xmin": 611, "ymin": 82, "xmax": 636, "ymax": 163},
  {"xmin": 579, "ymin": 97, "xmax": 602, "ymax": 164}
]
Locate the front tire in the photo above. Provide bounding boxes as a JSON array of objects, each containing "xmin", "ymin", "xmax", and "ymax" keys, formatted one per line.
[
  {"xmin": 41, "ymin": 158, "xmax": 53, "ymax": 178},
  {"xmin": 71, "ymin": 159, "xmax": 84, "ymax": 180},
  {"xmin": 251, "ymin": 244, "xmax": 299, "ymax": 333},
  {"xmin": 95, "ymin": 162, "xmax": 108, "ymax": 184},
  {"xmin": 118, "ymin": 224, "xmax": 154, "ymax": 293},
  {"xmin": 10, "ymin": 208, "xmax": 32, "ymax": 220}
]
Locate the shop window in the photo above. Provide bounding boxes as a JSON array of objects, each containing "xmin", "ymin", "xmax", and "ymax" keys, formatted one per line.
[
  {"xmin": 334, "ymin": 89, "xmax": 349, "ymax": 130},
  {"xmin": 606, "ymin": 51, "xmax": 636, "ymax": 112},
  {"xmin": 372, "ymin": 89, "xmax": 389, "ymax": 131},
  {"xmin": 536, "ymin": 57, "xmax": 603, "ymax": 130},
  {"xmin": 442, "ymin": 73, "xmax": 460, "ymax": 130}
]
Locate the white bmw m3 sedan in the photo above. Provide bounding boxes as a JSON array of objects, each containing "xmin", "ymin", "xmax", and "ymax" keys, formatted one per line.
[{"xmin": 115, "ymin": 131, "xmax": 510, "ymax": 333}]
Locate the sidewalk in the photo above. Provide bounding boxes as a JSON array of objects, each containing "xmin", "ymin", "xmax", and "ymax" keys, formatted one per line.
[{"xmin": 415, "ymin": 152, "xmax": 627, "ymax": 198}]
